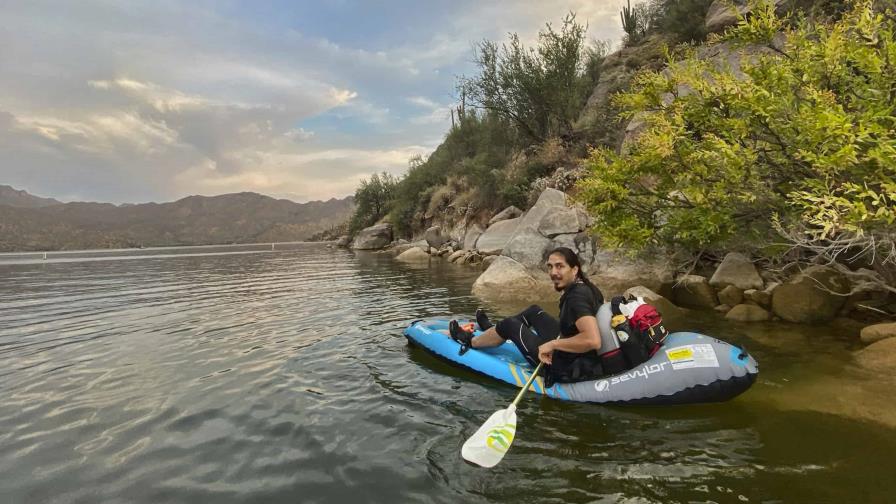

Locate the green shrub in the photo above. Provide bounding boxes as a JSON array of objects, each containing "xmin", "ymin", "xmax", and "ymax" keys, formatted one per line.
[
  {"xmin": 459, "ymin": 13, "xmax": 599, "ymax": 142},
  {"xmin": 579, "ymin": 0, "xmax": 896, "ymax": 273}
]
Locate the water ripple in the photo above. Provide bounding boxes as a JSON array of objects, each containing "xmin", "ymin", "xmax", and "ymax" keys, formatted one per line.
[{"xmin": 1, "ymin": 244, "xmax": 894, "ymax": 503}]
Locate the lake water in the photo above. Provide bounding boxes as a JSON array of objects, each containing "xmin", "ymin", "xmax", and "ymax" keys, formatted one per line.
[{"xmin": 1, "ymin": 243, "xmax": 894, "ymax": 503}]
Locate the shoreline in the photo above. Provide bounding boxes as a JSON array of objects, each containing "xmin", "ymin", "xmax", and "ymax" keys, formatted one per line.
[{"xmin": 0, "ymin": 240, "xmax": 333, "ymax": 257}]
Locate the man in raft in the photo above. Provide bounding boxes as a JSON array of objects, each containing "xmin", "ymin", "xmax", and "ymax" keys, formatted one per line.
[{"xmin": 449, "ymin": 247, "xmax": 608, "ymax": 386}]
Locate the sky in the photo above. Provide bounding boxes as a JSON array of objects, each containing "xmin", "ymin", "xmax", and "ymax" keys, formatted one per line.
[{"xmin": 0, "ymin": 1, "xmax": 626, "ymax": 204}]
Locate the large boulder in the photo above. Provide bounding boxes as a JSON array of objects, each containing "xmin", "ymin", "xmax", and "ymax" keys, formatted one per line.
[
  {"xmin": 718, "ymin": 285, "xmax": 744, "ymax": 306},
  {"xmin": 623, "ymin": 285, "xmax": 684, "ymax": 318},
  {"xmin": 336, "ymin": 235, "xmax": 351, "ymax": 248},
  {"xmin": 447, "ymin": 250, "xmax": 466, "ymax": 263},
  {"xmin": 391, "ymin": 242, "xmax": 417, "ymax": 255},
  {"xmin": 589, "ymin": 250, "xmax": 675, "ymax": 298},
  {"xmin": 771, "ymin": 265, "xmax": 850, "ymax": 323},
  {"xmin": 489, "ymin": 206, "xmax": 523, "ymax": 225},
  {"xmin": 351, "ymin": 223, "xmax": 393, "ymax": 250},
  {"xmin": 472, "ymin": 256, "xmax": 540, "ymax": 301},
  {"xmin": 410, "ymin": 239, "xmax": 429, "ymax": 249},
  {"xmin": 552, "ymin": 232, "xmax": 597, "ymax": 271},
  {"xmin": 516, "ymin": 188, "xmax": 567, "ymax": 230},
  {"xmin": 475, "ymin": 217, "xmax": 521, "ymax": 255},
  {"xmin": 396, "ymin": 247, "xmax": 431, "ymax": 262},
  {"xmin": 537, "ymin": 206, "xmax": 583, "ymax": 238},
  {"xmin": 489, "ymin": 189, "xmax": 597, "ymax": 271},
  {"xmin": 725, "ymin": 304, "xmax": 771, "ymax": 322},
  {"xmin": 705, "ymin": 0, "xmax": 787, "ymax": 34},
  {"xmin": 709, "ymin": 252, "xmax": 764, "ymax": 291},
  {"xmin": 744, "ymin": 288, "xmax": 772, "ymax": 307},
  {"xmin": 501, "ymin": 227, "xmax": 553, "ymax": 270},
  {"xmin": 424, "ymin": 226, "xmax": 449, "ymax": 249},
  {"xmin": 575, "ymin": 206, "xmax": 593, "ymax": 230},
  {"xmin": 854, "ymin": 336, "xmax": 896, "ymax": 373},
  {"xmin": 463, "ymin": 224, "xmax": 484, "ymax": 251},
  {"xmin": 860, "ymin": 322, "xmax": 896, "ymax": 345},
  {"xmin": 672, "ymin": 275, "xmax": 719, "ymax": 309},
  {"xmin": 501, "ymin": 188, "xmax": 569, "ymax": 269},
  {"xmin": 481, "ymin": 255, "xmax": 499, "ymax": 269}
]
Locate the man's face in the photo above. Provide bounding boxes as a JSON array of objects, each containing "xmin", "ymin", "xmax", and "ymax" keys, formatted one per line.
[{"xmin": 546, "ymin": 253, "xmax": 578, "ymax": 292}]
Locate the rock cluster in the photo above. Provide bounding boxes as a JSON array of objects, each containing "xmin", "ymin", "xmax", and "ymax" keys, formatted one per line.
[
  {"xmin": 350, "ymin": 190, "xmax": 891, "ymax": 355},
  {"xmin": 462, "ymin": 188, "xmax": 675, "ymax": 301},
  {"xmin": 665, "ymin": 253, "xmax": 876, "ymax": 327}
]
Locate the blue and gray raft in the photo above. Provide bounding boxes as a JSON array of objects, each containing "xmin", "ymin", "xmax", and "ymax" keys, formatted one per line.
[{"xmin": 403, "ymin": 317, "xmax": 758, "ymax": 405}]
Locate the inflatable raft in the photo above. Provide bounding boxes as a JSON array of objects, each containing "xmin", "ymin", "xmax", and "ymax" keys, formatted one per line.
[{"xmin": 404, "ymin": 315, "xmax": 758, "ymax": 405}]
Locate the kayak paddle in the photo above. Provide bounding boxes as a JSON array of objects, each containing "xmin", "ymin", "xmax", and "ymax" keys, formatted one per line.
[{"xmin": 461, "ymin": 361, "xmax": 544, "ymax": 468}]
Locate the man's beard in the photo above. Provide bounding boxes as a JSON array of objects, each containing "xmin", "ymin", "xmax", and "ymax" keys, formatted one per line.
[{"xmin": 552, "ymin": 278, "xmax": 563, "ymax": 291}]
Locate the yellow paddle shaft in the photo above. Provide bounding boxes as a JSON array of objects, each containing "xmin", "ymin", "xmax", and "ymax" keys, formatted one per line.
[{"xmin": 510, "ymin": 362, "xmax": 544, "ymax": 408}]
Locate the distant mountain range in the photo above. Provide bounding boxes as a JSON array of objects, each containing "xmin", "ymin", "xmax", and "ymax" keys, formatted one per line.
[
  {"xmin": 0, "ymin": 185, "xmax": 62, "ymax": 208},
  {"xmin": 0, "ymin": 185, "xmax": 354, "ymax": 252}
]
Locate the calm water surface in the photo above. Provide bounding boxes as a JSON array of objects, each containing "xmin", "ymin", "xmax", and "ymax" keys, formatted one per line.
[{"xmin": 1, "ymin": 243, "xmax": 894, "ymax": 503}]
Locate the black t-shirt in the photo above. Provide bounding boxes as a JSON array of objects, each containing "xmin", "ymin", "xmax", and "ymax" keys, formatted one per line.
[
  {"xmin": 552, "ymin": 281, "xmax": 604, "ymax": 381},
  {"xmin": 558, "ymin": 282, "xmax": 602, "ymax": 336}
]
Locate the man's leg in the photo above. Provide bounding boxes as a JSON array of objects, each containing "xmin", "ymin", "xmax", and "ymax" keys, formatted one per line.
[
  {"xmin": 452, "ymin": 305, "xmax": 559, "ymax": 358},
  {"xmin": 494, "ymin": 308, "xmax": 557, "ymax": 367},
  {"xmin": 517, "ymin": 305, "xmax": 560, "ymax": 339},
  {"xmin": 470, "ymin": 326, "xmax": 503, "ymax": 348}
]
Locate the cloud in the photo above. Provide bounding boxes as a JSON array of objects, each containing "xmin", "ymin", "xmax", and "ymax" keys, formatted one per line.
[
  {"xmin": 283, "ymin": 128, "xmax": 315, "ymax": 142},
  {"xmin": 0, "ymin": 1, "xmax": 627, "ymax": 203},
  {"xmin": 88, "ymin": 78, "xmax": 209, "ymax": 113},
  {"xmin": 408, "ymin": 96, "xmax": 440, "ymax": 109},
  {"xmin": 12, "ymin": 110, "xmax": 179, "ymax": 156},
  {"xmin": 173, "ymin": 144, "xmax": 431, "ymax": 202},
  {"xmin": 405, "ymin": 96, "xmax": 452, "ymax": 125},
  {"xmin": 329, "ymin": 88, "xmax": 359, "ymax": 105},
  {"xmin": 334, "ymin": 99, "xmax": 391, "ymax": 124}
]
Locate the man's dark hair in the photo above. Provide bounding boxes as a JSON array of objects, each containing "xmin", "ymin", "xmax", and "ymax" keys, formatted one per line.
[{"xmin": 546, "ymin": 246, "xmax": 604, "ymax": 303}]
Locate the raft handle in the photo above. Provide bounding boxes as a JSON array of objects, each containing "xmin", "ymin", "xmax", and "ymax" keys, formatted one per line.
[{"xmin": 733, "ymin": 343, "xmax": 749, "ymax": 360}]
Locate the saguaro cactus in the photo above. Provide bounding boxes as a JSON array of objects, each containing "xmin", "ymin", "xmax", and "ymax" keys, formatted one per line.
[{"xmin": 620, "ymin": 0, "xmax": 641, "ymax": 42}]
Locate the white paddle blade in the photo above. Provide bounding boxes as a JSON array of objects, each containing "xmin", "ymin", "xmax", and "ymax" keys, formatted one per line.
[{"xmin": 461, "ymin": 405, "xmax": 517, "ymax": 468}]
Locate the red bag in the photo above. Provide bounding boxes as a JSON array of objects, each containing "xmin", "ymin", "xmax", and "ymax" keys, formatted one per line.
[{"xmin": 629, "ymin": 304, "xmax": 669, "ymax": 345}]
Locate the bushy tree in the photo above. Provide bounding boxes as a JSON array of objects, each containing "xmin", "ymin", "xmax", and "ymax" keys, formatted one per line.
[
  {"xmin": 348, "ymin": 172, "xmax": 398, "ymax": 235},
  {"xmin": 459, "ymin": 13, "xmax": 598, "ymax": 142},
  {"xmin": 579, "ymin": 0, "xmax": 896, "ymax": 286},
  {"xmin": 647, "ymin": 0, "xmax": 715, "ymax": 43}
]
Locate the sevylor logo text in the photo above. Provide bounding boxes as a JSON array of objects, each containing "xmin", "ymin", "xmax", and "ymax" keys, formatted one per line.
[{"xmin": 594, "ymin": 362, "xmax": 669, "ymax": 392}]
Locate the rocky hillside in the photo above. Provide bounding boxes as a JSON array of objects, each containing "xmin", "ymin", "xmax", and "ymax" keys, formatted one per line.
[
  {"xmin": 0, "ymin": 189, "xmax": 355, "ymax": 252},
  {"xmin": 0, "ymin": 185, "xmax": 62, "ymax": 208}
]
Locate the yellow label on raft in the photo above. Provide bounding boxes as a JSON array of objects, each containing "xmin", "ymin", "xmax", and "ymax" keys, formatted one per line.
[
  {"xmin": 667, "ymin": 347, "xmax": 694, "ymax": 361},
  {"xmin": 665, "ymin": 344, "xmax": 720, "ymax": 370}
]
